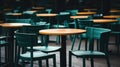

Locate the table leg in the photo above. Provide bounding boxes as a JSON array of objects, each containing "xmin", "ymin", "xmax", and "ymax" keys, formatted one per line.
[
  {"xmin": 60, "ymin": 35, "xmax": 67, "ymax": 67},
  {"xmin": 3, "ymin": 28, "xmax": 15, "ymax": 67}
]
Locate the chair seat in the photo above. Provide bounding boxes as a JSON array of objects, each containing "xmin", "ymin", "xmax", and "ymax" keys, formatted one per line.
[
  {"xmin": 0, "ymin": 40, "xmax": 8, "ymax": 46},
  {"xmin": 28, "ymin": 46, "xmax": 61, "ymax": 52},
  {"xmin": 0, "ymin": 36, "xmax": 7, "ymax": 39},
  {"xmin": 111, "ymin": 31, "xmax": 120, "ymax": 34},
  {"xmin": 71, "ymin": 51, "xmax": 105, "ymax": 56},
  {"xmin": 52, "ymin": 25, "xmax": 67, "ymax": 28},
  {"xmin": 20, "ymin": 51, "xmax": 53, "ymax": 59}
]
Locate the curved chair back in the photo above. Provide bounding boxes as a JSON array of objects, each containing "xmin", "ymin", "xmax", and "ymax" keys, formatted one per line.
[
  {"xmin": 78, "ymin": 20, "xmax": 93, "ymax": 29},
  {"xmin": 21, "ymin": 23, "xmax": 50, "ymax": 34},
  {"xmin": 5, "ymin": 18, "xmax": 34, "ymax": 25},
  {"xmin": 15, "ymin": 32, "xmax": 38, "ymax": 48},
  {"xmin": 85, "ymin": 27, "xmax": 111, "ymax": 52},
  {"xmin": 55, "ymin": 13, "xmax": 70, "ymax": 27}
]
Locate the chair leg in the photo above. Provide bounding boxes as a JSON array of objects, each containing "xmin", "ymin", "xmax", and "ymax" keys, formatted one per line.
[
  {"xmin": 30, "ymin": 60, "xmax": 33, "ymax": 67},
  {"xmin": 69, "ymin": 51, "xmax": 72, "ymax": 67},
  {"xmin": 116, "ymin": 35, "xmax": 120, "ymax": 54},
  {"xmin": 78, "ymin": 38, "xmax": 82, "ymax": 50},
  {"xmin": 83, "ymin": 58, "xmax": 86, "ymax": 67},
  {"xmin": 85, "ymin": 39, "xmax": 88, "ymax": 51},
  {"xmin": 105, "ymin": 55, "xmax": 111, "ymax": 67},
  {"xmin": 46, "ymin": 59, "xmax": 49, "ymax": 67},
  {"xmin": 5, "ymin": 45, "xmax": 8, "ymax": 63},
  {"xmin": 53, "ymin": 55, "xmax": 56, "ymax": 67},
  {"xmin": 90, "ymin": 58, "xmax": 94, "ymax": 67},
  {"xmin": 0, "ymin": 47, "xmax": 1, "ymax": 67},
  {"xmin": 38, "ymin": 60, "xmax": 42, "ymax": 67},
  {"xmin": 71, "ymin": 35, "xmax": 76, "ymax": 50}
]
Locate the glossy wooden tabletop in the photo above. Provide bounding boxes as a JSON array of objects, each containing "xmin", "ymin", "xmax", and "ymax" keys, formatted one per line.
[
  {"xmin": 5, "ymin": 13, "xmax": 22, "ymax": 16},
  {"xmin": 39, "ymin": 29, "xmax": 86, "ymax": 35},
  {"xmin": 110, "ymin": 9, "xmax": 120, "ymax": 13},
  {"xmin": 70, "ymin": 16, "xmax": 89, "ymax": 19},
  {"xmin": 77, "ymin": 12, "xmax": 96, "ymax": 15},
  {"xmin": 93, "ymin": 19, "xmax": 118, "ymax": 23},
  {"xmin": 103, "ymin": 15, "xmax": 120, "ymax": 19},
  {"xmin": 0, "ymin": 23, "xmax": 31, "ymax": 28},
  {"xmin": 32, "ymin": 7, "xmax": 44, "ymax": 10},
  {"xmin": 36, "ymin": 13, "xmax": 58, "ymax": 17}
]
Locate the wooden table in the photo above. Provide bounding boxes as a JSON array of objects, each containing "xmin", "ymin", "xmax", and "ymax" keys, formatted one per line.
[
  {"xmin": 93, "ymin": 19, "xmax": 118, "ymax": 28},
  {"xmin": 103, "ymin": 15, "xmax": 120, "ymax": 19},
  {"xmin": 0, "ymin": 23, "xmax": 31, "ymax": 66},
  {"xmin": 36, "ymin": 13, "xmax": 58, "ymax": 25},
  {"xmin": 39, "ymin": 29, "xmax": 86, "ymax": 67},
  {"xmin": 23, "ymin": 10, "xmax": 37, "ymax": 14},
  {"xmin": 32, "ymin": 7, "xmax": 44, "ymax": 10},
  {"xmin": 77, "ymin": 12, "xmax": 96, "ymax": 15},
  {"xmin": 36, "ymin": 13, "xmax": 57, "ymax": 17},
  {"xmin": 5, "ymin": 13, "xmax": 22, "ymax": 19},
  {"xmin": 5, "ymin": 13, "xmax": 22, "ymax": 16},
  {"xmin": 70, "ymin": 16, "xmax": 89, "ymax": 28},
  {"xmin": 70, "ymin": 16, "xmax": 89, "ymax": 19},
  {"xmin": 93, "ymin": 19, "xmax": 118, "ymax": 23}
]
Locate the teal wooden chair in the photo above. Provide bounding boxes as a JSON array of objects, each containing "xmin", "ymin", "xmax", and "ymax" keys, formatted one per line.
[
  {"xmin": 21, "ymin": 24, "xmax": 61, "ymax": 53},
  {"xmin": 0, "ymin": 26, "xmax": 8, "ymax": 67},
  {"xmin": 5, "ymin": 18, "xmax": 34, "ymax": 25},
  {"xmin": 21, "ymin": 24, "xmax": 61, "ymax": 67},
  {"xmin": 51, "ymin": 12, "xmax": 70, "ymax": 44},
  {"xmin": 66, "ymin": 9, "xmax": 78, "ymax": 28},
  {"xmin": 15, "ymin": 31, "xmax": 56, "ymax": 67},
  {"xmin": 71, "ymin": 20, "xmax": 93, "ymax": 50},
  {"xmin": 69, "ymin": 27, "xmax": 111, "ymax": 67},
  {"xmin": 109, "ymin": 18, "xmax": 120, "ymax": 54}
]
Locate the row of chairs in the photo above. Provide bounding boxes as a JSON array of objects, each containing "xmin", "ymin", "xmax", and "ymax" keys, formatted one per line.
[{"xmin": 13, "ymin": 24, "xmax": 111, "ymax": 67}]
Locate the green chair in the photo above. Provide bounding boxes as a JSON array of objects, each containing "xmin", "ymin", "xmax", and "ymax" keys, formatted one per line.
[
  {"xmin": 52, "ymin": 12, "xmax": 70, "ymax": 28},
  {"xmin": 5, "ymin": 18, "xmax": 35, "ymax": 25},
  {"xmin": 109, "ymin": 19, "xmax": 120, "ymax": 54},
  {"xmin": 51, "ymin": 12, "xmax": 70, "ymax": 44},
  {"xmin": 69, "ymin": 27, "xmax": 111, "ymax": 67},
  {"xmin": 0, "ymin": 26, "xmax": 8, "ymax": 67},
  {"xmin": 15, "ymin": 31, "xmax": 56, "ymax": 67},
  {"xmin": 71, "ymin": 20, "xmax": 93, "ymax": 50},
  {"xmin": 21, "ymin": 24, "xmax": 61, "ymax": 67},
  {"xmin": 21, "ymin": 24, "xmax": 61, "ymax": 53},
  {"xmin": 21, "ymin": 24, "xmax": 50, "ymax": 45},
  {"xmin": 66, "ymin": 9, "xmax": 78, "ymax": 28}
]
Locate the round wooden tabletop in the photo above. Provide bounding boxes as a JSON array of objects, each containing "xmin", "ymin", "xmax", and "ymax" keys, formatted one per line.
[
  {"xmin": 70, "ymin": 16, "xmax": 89, "ymax": 19},
  {"xmin": 110, "ymin": 9, "xmax": 120, "ymax": 13},
  {"xmin": 5, "ymin": 13, "xmax": 22, "ymax": 16},
  {"xmin": 32, "ymin": 7, "xmax": 44, "ymax": 10},
  {"xmin": 36, "ymin": 13, "xmax": 58, "ymax": 17},
  {"xmin": 0, "ymin": 23, "xmax": 31, "ymax": 28},
  {"xmin": 77, "ymin": 12, "xmax": 96, "ymax": 15},
  {"xmin": 39, "ymin": 28, "xmax": 86, "ymax": 35},
  {"xmin": 103, "ymin": 15, "xmax": 120, "ymax": 19},
  {"xmin": 93, "ymin": 19, "xmax": 118, "ymax": 23}
]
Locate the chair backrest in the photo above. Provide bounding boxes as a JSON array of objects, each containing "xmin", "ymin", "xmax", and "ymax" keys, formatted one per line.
[
  {"xmin": 85, "ymin": 27, "xmax": 111, "ymax": 52},
  {"xmin": 78, "ymin": 20, "xmax": 93, "ymax": 29},
  {"xmin": 66, "ymin": 9, "xmax": 78, "ymax": 16},
  {"xmin": 21, "ymin": 23, "xmax": 50, "ymax": 34},
  {"xmin": 55, "ymin": 13, "xmax": 70, "ymax": 26},
  {"xmin": 5, "ymin": 18, "xmax": 34, "ymax": 25},
  {"xmin": 15, "ymin": 32, "xmax": 38, "ymax": 48}
]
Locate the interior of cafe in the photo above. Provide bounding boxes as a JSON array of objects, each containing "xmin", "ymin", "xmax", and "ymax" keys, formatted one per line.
[{"xmin": 0, "ymin": 0, "xmax": 120, "ymax": 67}]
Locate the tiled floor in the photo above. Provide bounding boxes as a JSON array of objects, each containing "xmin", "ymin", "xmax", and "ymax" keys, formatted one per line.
[{"xmin": 1, "ymin": 36, "xmax": 120, "ymax": 67}]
